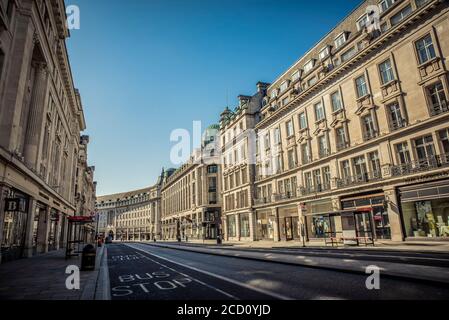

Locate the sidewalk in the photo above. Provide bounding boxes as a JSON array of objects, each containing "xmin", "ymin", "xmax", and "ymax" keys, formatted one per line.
[
  {"xmin": 143, "ymin": 242, "xmax": 449, "ymax": 285},
  {"xmin": 0, "ymin": 245, "xmax": 108, "ymax": 300},
  {"xmin": 158, "ymin": 239, "xmax": 449, "ymax": 253}
]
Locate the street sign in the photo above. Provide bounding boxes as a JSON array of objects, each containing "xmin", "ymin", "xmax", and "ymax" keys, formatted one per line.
[{"xmin": 5, "ymin": 198, "xmax": 27, "ymax": 213}]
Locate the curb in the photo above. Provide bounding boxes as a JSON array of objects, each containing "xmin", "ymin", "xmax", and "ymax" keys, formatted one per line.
[
  {"xmin": 144, "ymin": 243, "xmax": 449, "ymax": 287},
  {"xmin": 94, "ymin": 245, "xmax": 111, "ymax": 300}
]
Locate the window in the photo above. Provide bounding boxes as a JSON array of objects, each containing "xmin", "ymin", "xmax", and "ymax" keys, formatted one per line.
[
  {"xmin": 291, "ymin": 70, "xmax": 300, "ymax": 82},
  {"xmin": 313, "ymin": 170, "xmax": 322, "ymax": 190},
  {"xmin": 369, "ymin": 151, "xmax": 381, "ymax": 175},
  {"xmin": 390, "ymin": 4, "xmax": 412, "ymax": 26},
  {"xmin": 341, "ymin": 47, "xmax": 356, "ymax": 63},
  {"xmin": 427, "ymin": 81, "xmax": 447, "ymax": 116},
  {"xmin": 334, "ymin": 33, "xmax": 347, "ymax": 49},
  {"xmin": 303, "ymin": 60, "xmax": 315, "ymax": 73},
  {"xmin": 379, "ymin": 59, "xmax": 395, "ymax": 84},
  {"xmin": 357, "ymin": 14, "xmax": 369, "ymax": 31},
  {"xmin": 323, "ymin": 167, "xmax": 331, "ymax": 187},
  {"xmin": 282, "ymin": 96, "xmax": 290, "ymax": 106},
  {"xmin": 331, "ymin": 91, "xmax": 343, "ymax": 112},
  {"xmin": 240, "ymin": 214, "xmax": 250, "ymax": 237},
  {"xmin": 273, "ymin": 127, "xmax": 281, "ymax": 145},
  {"xmin": 314, "ymin": 102, "xmax": 325, "ymax": 122},
  {"xmin": 270, "ymin": 89, "xmax": 278, "ymax": 99},
  {"xmin": 362, "ymin": 114, "xmax": 377, "ymax": 140},
  {"xmin": 307, "ymin": 76, "xmax": 317, "ymax": 87},
  {"xmin": 301, "ymin": 143, "xmax": 310, "ymax": 164},
  {"xmin": 396, "ymin": 142, "xmax": 411, "ymax": 164},
  {"xmin": 304, "ymin": 172, "xmax": 313, "ymax": 189},
  {"xmin": 275, "ymin": 154, "xmax": 283, "ymax": 173},
  {"xmin": 439, "ymin": 129, "xmax": 449, "ymax": 156},
  {"xmin": 207, "ymin": 165, "xmax": 218, "ymax": 174},
  {"xmin": 318, "ymin": 135, "xmax": 329, "ymax": 158},
  {"xmin": 414, "ymin": 135, "xmax": 435, "ymax": 163},
  {"xmin": 416, "ymin": 0, "xmax": 430, "ymax": 8},
  {"xmin": 319, "ymin": 47, "xmax": 330, "ymax": 60},
  {"xmin": 227, "ymin": 215, "xmax": 237, "ymax": 237},
  {"xmin": 353, "ymin": 156, "xmax": 368, "ymax": 181},
  {"xmin": 280, "ymin": 81, "xmax": 289, "ymax": 92},
  {"xmin": 341, "ymin": 160, "xmax": 351, "ymax": 179},
  {"xmin": 299, "ymin": 112, "xmax": 307, "ymax": 130},
  {"xmin": 242, "ymin": 167, "xmax": 248, "ymax": 184},
  {"xmin": 287, "ymin": 149, "xmax": 297, "ymax": 169},
  {"xmin": 336, "ymin": 127, "xmax": 348, "ymax": 150},
  {"xmin": 264, "ymin": 133, "xmax": 271, "ymax": 150},
  {"xmin": 380, "ymin": 0, "xmax": 396, "ymax": 12},
  {"xmin": 388, "ymin": 103, "xmax": 405, "ymax": 130},
  {"xmin": 286, "ymin": 120, "xmax": 294, "ymax": 137},
  {"xmin": 355, "ymin": 75, "xmax": 368, "ymax": 98}
]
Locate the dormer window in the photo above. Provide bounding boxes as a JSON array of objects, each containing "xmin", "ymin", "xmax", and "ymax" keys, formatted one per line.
[
  {"xmin": 291, "ymin": 70, "xmax": 301, "ymax": 82},
  {"xmin": 270, "ymin": 89, "xmax": 278, "ymax": 100},
  {"xmin": 334, "ymin": 32, "xmax": 347, "ymax": 49},
  {"xmin": 280, "ymin": 81, "xmax": 289, "ymax": 93},
  {"xmin": 303, "ymin": 59, "xmax": 315, "ymax": 74},
  {"xmin": 319, "ymin": 46, "xmax": 330, "ymax": 60},
  {"xmin": 357, "ymin": 14, "xmax": 369, "ymax": 31},
  {"xmin": 379, "ymin": 0, "xmax": 396, "ymax": 13}
]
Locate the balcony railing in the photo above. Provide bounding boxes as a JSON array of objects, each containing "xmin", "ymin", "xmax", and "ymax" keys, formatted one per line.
[
  {"xmin": 300, "ymin": 183, "xmax": 331, "ymax": 195},
  {"xmin": 336, "ymin": 171, "xmax": 382, "ymax": 188},
  {"xmin": 254, "ymin": 197, "xmax": 272, "ymax": 205},
  {"xmin": 336, "ymin": 141, "xmax": 349, "ymax": 151},
  {"xmin": 273, "ymin": 190, "xmax": 298, "ymax": 202},
  {"xmin": 319, "ymin": 149, "xmax": 330, "ymax": 158},
  {"xmin": 430, "ymin": 100, "xmax": 448, "ymax": 117},
  {"xmin": 390, "ymin": 154, "xmax": 449, "ymax": 177},
  {"xmin": 363, "ymin": 131, "xmax": 378, "ymax": 142}
]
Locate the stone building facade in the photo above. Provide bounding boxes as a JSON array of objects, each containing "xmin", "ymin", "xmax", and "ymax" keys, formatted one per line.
[
  {"xmin": 95, "ymin": 170, "xmax": 168, "ymax": 241},
  {"xmin": 0, "ymin": 0, "xmax": 96, "ymax": 263},
  {"xmin": 219, "ymin": 82, "xmax": 269, "ymax": 241},
  {"xmin": 161, "ymin": 127, "xmax": 222, "ymax": 240},
  {"xmin": 249, "ymin": 0, "xmax": 449, "ymax": 243}
]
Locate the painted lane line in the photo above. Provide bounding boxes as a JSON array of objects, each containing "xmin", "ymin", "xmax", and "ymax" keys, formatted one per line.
[
  {"xmin": 125, "ymin": 244, "xmax": 238, "ymax": 300},
  {"xmin": 127, "ymin": 243, "xmax": 294, "ymax": 301}
]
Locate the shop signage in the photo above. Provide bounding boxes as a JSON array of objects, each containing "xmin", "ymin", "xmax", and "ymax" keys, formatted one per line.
[
  {"xmin": 5, "ymin": 198, "xmax": 27, "ymax": 213},
  {"xmin": 68, "ymin": 216, "xmax": 94, "ymax": 223}
]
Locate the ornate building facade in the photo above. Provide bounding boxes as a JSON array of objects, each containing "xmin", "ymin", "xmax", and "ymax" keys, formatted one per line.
[
  {"xmin": 249, "ymin": 0, "xmax": 449, "ymax": 243},
  {"xmin": 0, "ymin": 0, "xmax": 96, "ymax": 263},
  {"xmin": 95, "ymin": 170, "xmax": 168, "ymax": 241},
  {"xmin": 219, "ymin": 82, "xmax": 269, "ymax": 241},
  {"xmin": 161, "ymin": 127, "xmax": 222, "ymax": 240}
]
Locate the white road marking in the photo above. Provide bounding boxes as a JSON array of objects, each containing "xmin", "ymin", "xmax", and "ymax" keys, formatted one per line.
[
  {"xmin": 126, "ymin": 243, "xmax": 294, "ymax": 300},
  {"xmin": 124, "ymin": 244, "xmax": 238, "ymax": 300}
]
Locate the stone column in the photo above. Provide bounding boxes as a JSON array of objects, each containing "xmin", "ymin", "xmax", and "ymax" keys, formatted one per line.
[
  {"xmin": 384, "ymin": 187, "xmax": 404, "ymax": 241},
  {"xmin": 37, "ymin": 205, "xmax": 51, "ymax": 253},
  {"xmin": 236, "ymin": 213, "xmax": 241, "ymax": 240},
  {"xmin": 23, "ymin": 197, "xmax": 37, "ymax": 258},
  {"xmin": 23, "ymin": 61, "xmax": 48, "ymax": 171}
]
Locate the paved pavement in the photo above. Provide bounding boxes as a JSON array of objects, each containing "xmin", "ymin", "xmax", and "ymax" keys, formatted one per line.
[
  {"xmin": 0, "ymin": 246, "xmax": 106, "ymax": 300},
  {"xmin": 108, "ymin": 243, "xmax": 449, "ymax": 300}
]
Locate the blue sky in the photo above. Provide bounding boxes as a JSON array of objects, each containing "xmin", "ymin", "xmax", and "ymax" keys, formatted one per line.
[{"xmin": 66, "ymin": 0, "xmax": 362, "ymax": 196}]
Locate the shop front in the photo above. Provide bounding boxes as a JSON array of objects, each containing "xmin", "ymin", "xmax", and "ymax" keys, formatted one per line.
[
  {"xmin": 304, "ymin": 193, "xmax": 391, "ymax": 242},
  {"xmin": 1, "ymin": 190, "xmax": 29, "ymax": 262},
  {"xmin": 203, "ymin": 209, "xmax": 221, "ymax": 239},
  {"xmin": 278, "ymin": 206, "xmax": 301, "ymax": 241},
  {"xmin": 400, "ymin": 180, "xmax": 449, "ymax": 239},
  {"xmin": 255, "ymin": 210, "xmax": 275, "ymax": 241}
]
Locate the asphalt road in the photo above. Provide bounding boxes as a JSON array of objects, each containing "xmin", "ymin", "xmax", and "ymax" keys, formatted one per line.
[{"xmin": 107, "ymin": 243, "xmax": 449, "ymax": 300}]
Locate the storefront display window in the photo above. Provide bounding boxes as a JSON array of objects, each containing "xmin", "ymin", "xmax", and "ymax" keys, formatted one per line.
[
  {"xmin": 240, "ymin": 214, "xmax": 250, "ymax": 238},
  {"xmin": 308, "ymin": 215, "xmax": 332, "ymax": 238},
  {"xmin": 402, "ymin": 199, "xmax": 449, "ymax": 238},
  {"xmin": 256, "ymin": 212, "xmax": 274, "ymax": 240},
  {"xmin": 227, "ymin": 215, "xmax": 237, "ymax": 238}
]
